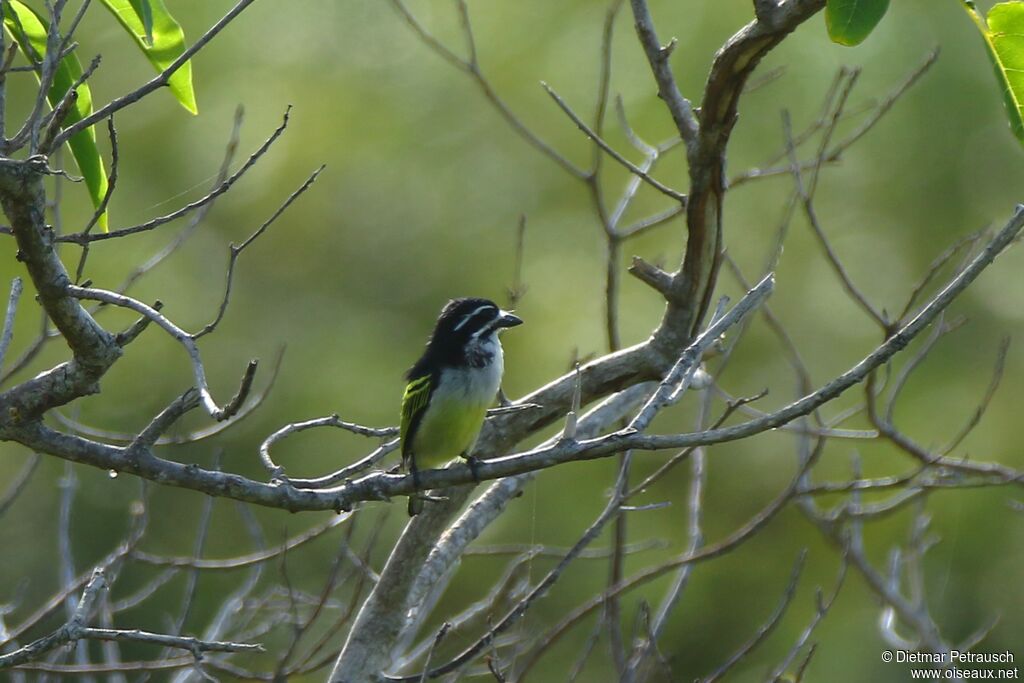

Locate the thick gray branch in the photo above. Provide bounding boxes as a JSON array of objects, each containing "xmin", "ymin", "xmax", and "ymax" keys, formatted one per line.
[{"xmin": 7, "ymin": 205, "xmax": 1020, "ymax": 515}]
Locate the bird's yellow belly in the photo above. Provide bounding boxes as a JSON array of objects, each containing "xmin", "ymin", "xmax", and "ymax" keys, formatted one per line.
[{"xmin": 411, "ymin": 394, "xmax": 489, "ymax": 470}]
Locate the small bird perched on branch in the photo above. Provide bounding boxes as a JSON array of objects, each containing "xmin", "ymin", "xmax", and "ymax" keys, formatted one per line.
[{"xmin": 401, "ymin": 298, "xmax": 523, "ymax": 515}]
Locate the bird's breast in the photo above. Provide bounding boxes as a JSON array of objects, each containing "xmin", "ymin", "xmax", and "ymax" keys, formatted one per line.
[
  {"xmin": 411, "ymin": 360, "xmax": 501, "ymax": 466},
  {"xmin": 440, "ymin": 350, "xmax": 503, "ymax": 406}
]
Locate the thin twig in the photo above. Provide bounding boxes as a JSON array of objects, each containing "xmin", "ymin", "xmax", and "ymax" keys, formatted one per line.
[
  {"xmin": 628, "ymin": 0, "xmax": 698, "ymax": 145},
  {"xmin": 66, "ymin": 284, "xmax": 257, "ymax": 420},
  {"xmin": 506, "ymin": 214, "xmax": 528, "ymax": 308},
  {"xmin": 0, "ymin": 452, "xmax": 39, "ymax": 517},
  {"xmin": 701, "ymin": 550, "xmax": 808, "ymax": 683},
  {"xmin": 388, "ymin": 0, "xmax": 587, "ymax": 178},
  {"xmin": 542, "ymin": 82, "xmax": 686, "ymax": 203},
  {"xmin": 513, "ymin": 439, "xmax": 824, "ymax": 680},
  {"xmin": 112, "ymin": 106, "xmax": 247, "ymax": 297},
  {"xmin": 0, "ymin": 276, "xmax": 23, "ymax": 371},
  {"xmin": 39, "ymin": 53, "xmax": 101, "ymax": 154},
  {"xmin": 54, "ymin": 347, "xmax": 286, "ymax": 446},
  {"xmin": 196, "ymin": 164, "xmax": 324, "ymax": 338},
  {"xmin": 260, "ymin": 414, "xmax": 399, "ymax": 480},
  {"xmin": 898, "ymin": 227, "xmax": 986, "ymax": 323},
  {"xmin": 73, "ymin": 116, "xmax": 118, "ymax": 284},
  {"xmin": 132, "ymin": 514, "xmax": 346, "ymax": 570},
  {"xmin": 391, "ymin": 465, "xmax": 632, "ymax": 681},
  {"xmin": 941, "ymin": 337, "xmax": 1009, "ymax": 455},
  {"xmin": 768, "ymin": 556, "xmax": 848, "ymax": 682},
  {"xmin": 50, "ymin": 0, "xmax": 261, "ymax": 150},
  {"xmin": 59, "ymin": 106, "xmax": 292, "ymax": 244},
  {"xmin": 782, "ymin": 110, "xmax": 889, "ymax": 330}
]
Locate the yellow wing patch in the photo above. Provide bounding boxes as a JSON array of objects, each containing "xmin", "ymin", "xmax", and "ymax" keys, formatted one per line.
[{"xmin": 400, "ymin": 375, "xmax": 432, "ymax": 453}]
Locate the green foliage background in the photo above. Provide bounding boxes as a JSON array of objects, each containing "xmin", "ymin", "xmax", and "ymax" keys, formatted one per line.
[{"xmin": 1, "ymin": 1, "xmax": 1023, "ymax": 680}]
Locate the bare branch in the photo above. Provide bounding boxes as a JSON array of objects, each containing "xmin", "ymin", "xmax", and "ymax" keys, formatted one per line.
[
  {"xmin": 5, "ymin": 0, "xmax": 69, "ymax": 153},
  {"xmin": 65, "ymin": 284, "xmax": 256, "ymax": 420},
  {"xmin": 0, "ymin": 452, "xmax": 39, "ymax": 517},
  {"xmin": 390, "ymin": 464, "xmax": 630, "ymax": 681},
  {"xmin": 286, "ymin": 439, "xmax": 400, "ymax": 490},
  {"xmin": 701, "ymin": 550, "xmax": 807, "ymax": 683},
  {"xmin": 628, "ymin": 0, "xmax": 698, "ymax": 146},
  {"xmin": 54, "ymin": 346, "xmax": 285, "ymax": 446},
  {"xmin": 0, "ymin": 156, "xmax": 120, "ymax": 365},
  {"xmin": 513, "ymin": 437, "xmax": 823, "ymax": 679},
  {"xmin": 196, "ymin": 164, "xmax": 324, "ymax": 338},
  {"xmin": 0, "ymin": 568, "xmax": 107, "ymax": 670},
  {"xmin": 505, "ymin": 214, "xmax": 528, "ymax": 308},
  {"xmin": 109, "ymin": 106, "xmax": 246, "ymax": 302},
  {"xmin": 39, "ymin": 53, "xmax": 101, "ymax": 154},
  {"xmin": 465, "ymin": 538, "xmax": 666, "ymax": 560},
  {"xmin": 782, "ymin": 110, "xmax": 889, "ymax": 330},
  {"xmin": 628, "ymin": 256, "xmax": 673, "ymax": 297},
  {"xmin": 132, "ymin": 514, "xmax": 346, "ymax": 570},
  {"xmin": 623, "ymin": 392, "xmax": 711, "ymax": 681},
  {"xmin": 899, "ymin": 227, "xmax": 986, "ymax": 323},
  {"xmin": 12, "ymin": 208, "xmax": 1022, "ymax": 515},
  {"xmin": 64, "ymin": 628, "xmax": 263, "ymax": 654},
  {"xmin": 941, "ymin": 337, "xmax": 1009, "ymax": 455},
  {"xmin": 541, "ymin": 82, "xmax": 687, "ymax": 202},
  {"xmin": 126, "ymin": 388, "xmax": 201, "ymax": 455},
  {"xmin": 619, "ymin": 203, "xmax": 685, "ymax": 238},
  {"xmin": 72, "ymin": 115, "xmax": 119, "ymax": 284},
  {"xmin": 0, "ymin": 276, "xmax": 23, "ymax": 372},
  {"xmin": 731, "ymin": 50, "xmax": 939, "ymax": 191},
  {"xmin": 261, "ymin": 414, "xmax": 399, "ymax": 481},
  {"xmin": 768, "ymin": 556, "xmax": 848, "ymax": 681},
  {"xmin": 630, "ymin": 274, "xmax": 773, "ymax": 432},
  {"xmin": 59, "ymin": 106, "xmax": 292, "ymax": 245},
  {"xmin": 884, "ymin": 314, "xmax": 963, "ymax": 424},
  {"xmin": 49, "ymin": 0, "xmax": 261, "ymax": 151},
  {"xmin": 388, "ymin": 0, "xmax": 587, "ymax": 179}
]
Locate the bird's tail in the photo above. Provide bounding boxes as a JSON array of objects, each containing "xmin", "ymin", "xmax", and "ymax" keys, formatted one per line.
[{"xmin": 408, "ymin": 464, "xmax": 423, "ymax": 516}]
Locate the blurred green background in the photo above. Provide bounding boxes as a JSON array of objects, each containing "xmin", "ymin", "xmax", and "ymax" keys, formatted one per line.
[{"xmin": 1, "ymin": 0, "xmax": 1023, "ymax": 680}]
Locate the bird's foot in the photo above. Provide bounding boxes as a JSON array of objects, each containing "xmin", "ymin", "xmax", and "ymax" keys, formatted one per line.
[{"xmin": 465, "ymin": 455, "xmax": 483, "ymax": 483}]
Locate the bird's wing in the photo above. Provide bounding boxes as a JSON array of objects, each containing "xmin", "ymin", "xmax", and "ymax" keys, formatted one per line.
[{"xmin": 400, "ymin": 373, "xmax": 433, "ymax": 468}]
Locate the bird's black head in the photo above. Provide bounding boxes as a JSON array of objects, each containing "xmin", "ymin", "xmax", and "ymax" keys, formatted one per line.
[
  {"xmin": 408, "ymin": 298, "xmax": 522, "ymax": 376},
  {"xmin": 433, "ymin": 297, "xmax": 522, "ymax": 343}
]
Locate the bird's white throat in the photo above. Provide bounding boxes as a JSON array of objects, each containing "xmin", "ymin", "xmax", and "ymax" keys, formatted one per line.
[{"xmin": 448, "ymin": 332, "xmax": 504, "ymax": 406}]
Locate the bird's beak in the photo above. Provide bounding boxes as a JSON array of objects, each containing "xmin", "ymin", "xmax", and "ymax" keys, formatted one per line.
[{"xmin": 497, "ymin": 310, "xmax": 523, "ymax": 328}]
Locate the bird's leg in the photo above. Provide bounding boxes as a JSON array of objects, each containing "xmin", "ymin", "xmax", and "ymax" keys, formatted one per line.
[
  {"xmin": 407, "ymin": 463, "xmax": 425, "ymax": 516},
  {"xmin": 463, "ymin": 452, "xmax": 483, "ymax": 483}
]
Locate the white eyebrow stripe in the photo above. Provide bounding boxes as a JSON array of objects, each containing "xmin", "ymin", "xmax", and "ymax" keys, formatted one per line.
[{"xmin": 453, "ymin": 304, "xmax": 495, "ymax": 331}]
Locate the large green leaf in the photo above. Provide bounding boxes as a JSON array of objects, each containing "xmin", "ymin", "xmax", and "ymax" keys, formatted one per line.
[
  {"xmin": 99, "ymin": 0, "xmax": 196, "ymax": 114},
  {"xmin": 825, "ymin": 0, "xmax": 891, "ymax": 46},
  {"xmin": 3, "ymin": 1, "xmax": 109, "ymax": 229},
  {"xmin": 963, "ymin": 1, "xmax": 1024, "ymax": 146}
]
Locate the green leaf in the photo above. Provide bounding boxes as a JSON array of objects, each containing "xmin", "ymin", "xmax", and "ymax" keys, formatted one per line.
[
  {"xmin": 138, "ymin": 0, "xmax": 154, "ymax": 45},
  {"xmin": 963, "ymin": 1, "xmax": 1024, "ymax": 146},
  {"xmin": 825, "ymin": 0, "xmax": 891, "ymax": 46},
  {"xmin": 99, "ymin": 0, "xmax": 196, "ymax": 114},
  {"xmin": 3, "ymin": 1, "xmax": 109, "ymax": 230}
]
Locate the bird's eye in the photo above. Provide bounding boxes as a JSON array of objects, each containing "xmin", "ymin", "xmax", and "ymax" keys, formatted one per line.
[{"xmin": 453, "ymin": 304, "xmax": 497, "ymax": 332}]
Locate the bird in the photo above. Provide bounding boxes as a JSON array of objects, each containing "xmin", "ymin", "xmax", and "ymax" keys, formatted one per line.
[{"xmin": 400, "ymin": 297, "xmax": 523, "ymax": 515}]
